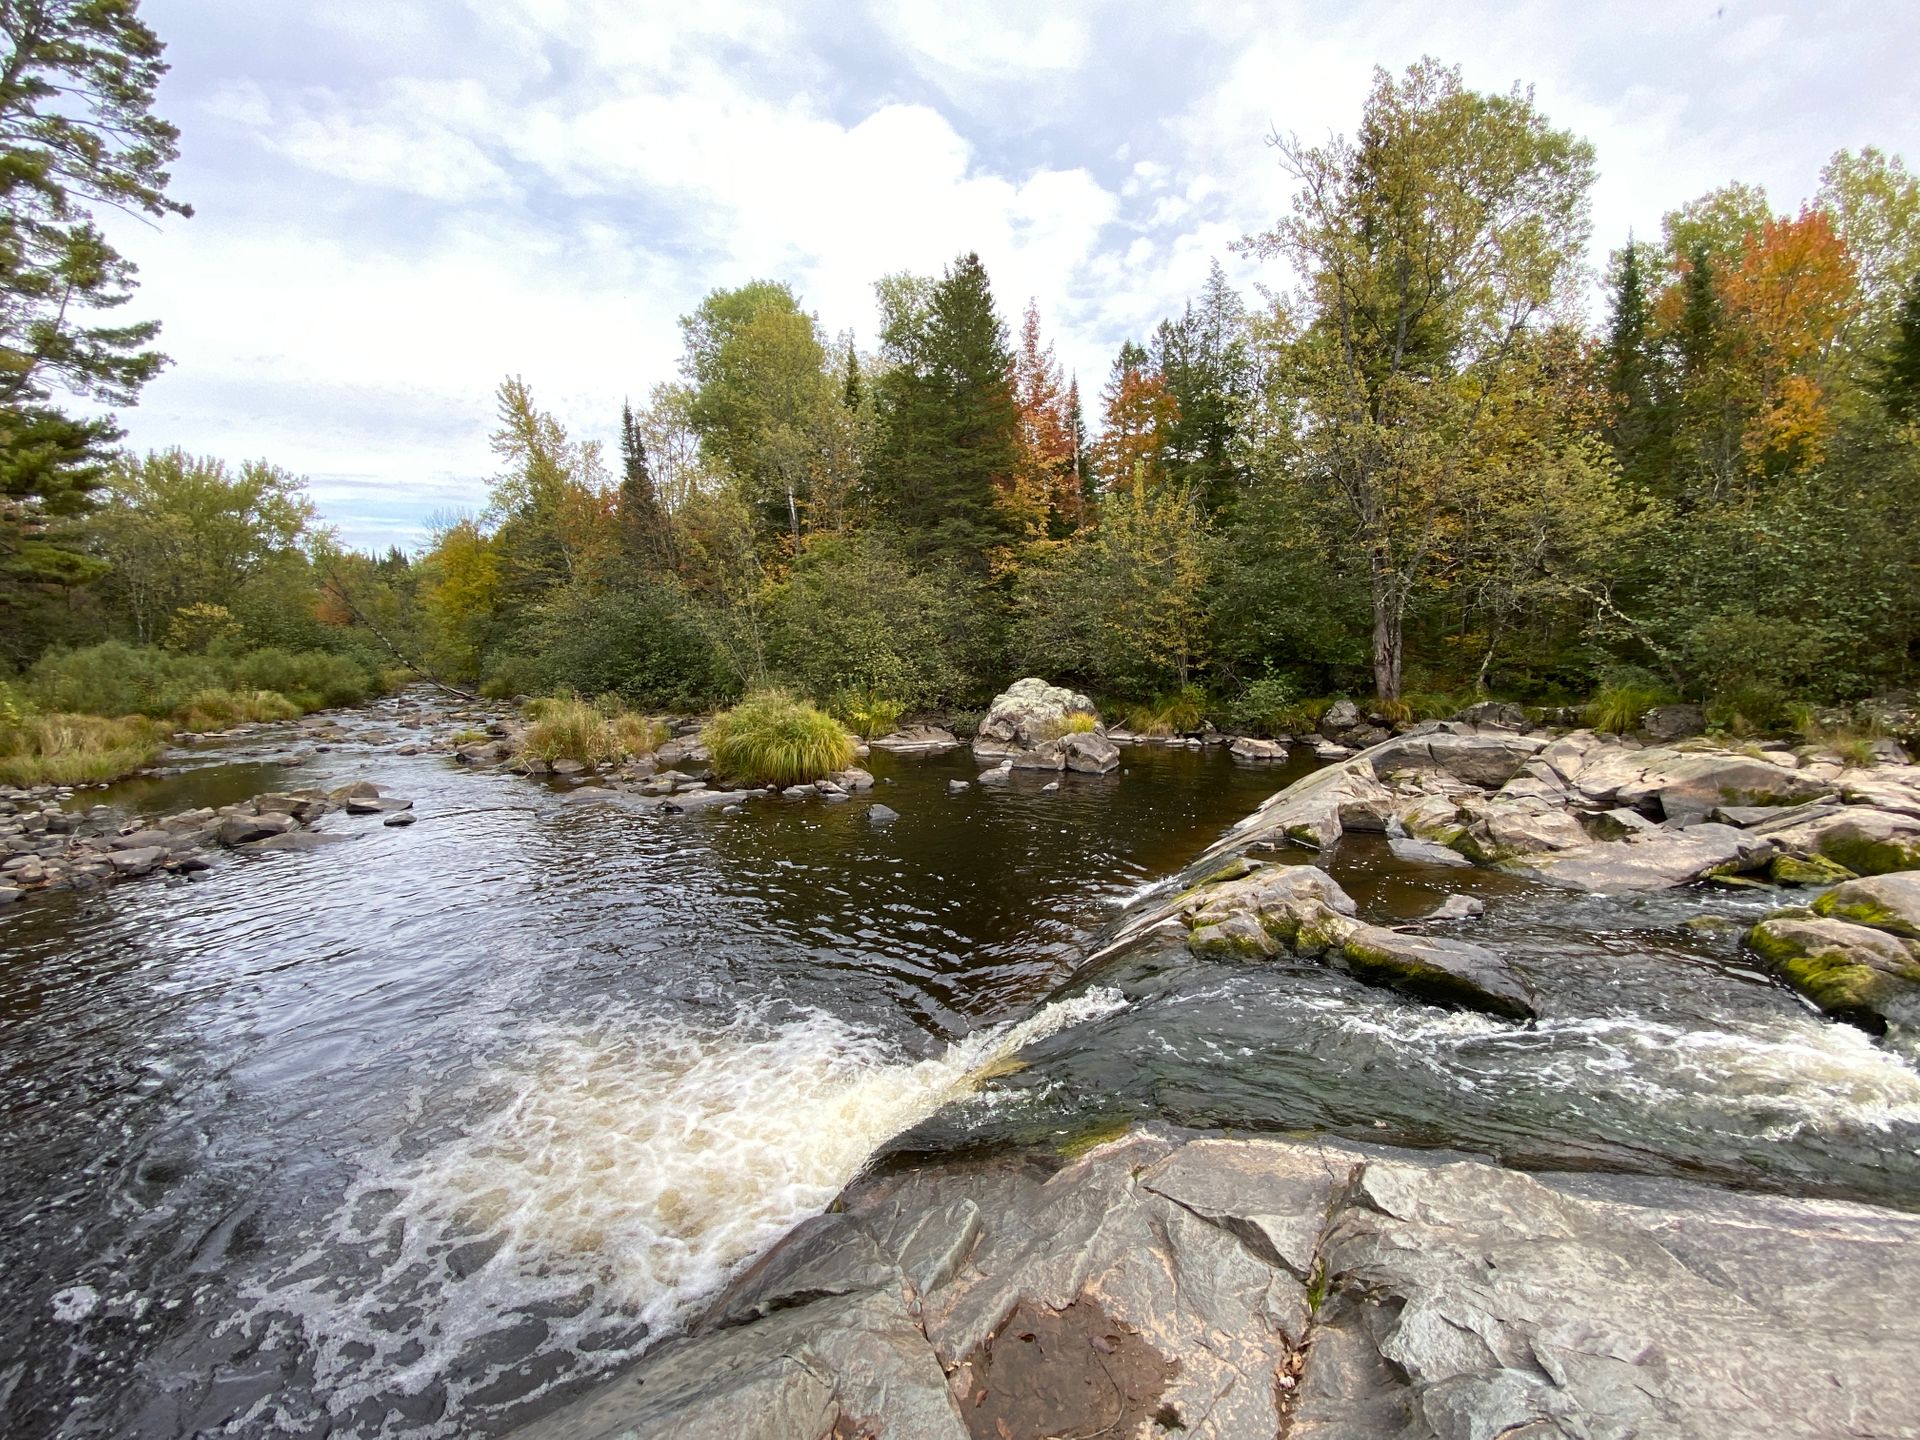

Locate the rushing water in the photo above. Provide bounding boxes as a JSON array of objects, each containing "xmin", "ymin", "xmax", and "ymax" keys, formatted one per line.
[{"xmin": 2, "ymin": 696, "xmax": 1918, "ymax": 1438}]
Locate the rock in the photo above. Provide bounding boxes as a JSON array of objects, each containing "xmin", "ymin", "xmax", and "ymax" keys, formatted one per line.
[
  {"xmin": 972, "ymin": 678, "xmax": 1098, "ymax": 757},
  {"xmin": 1311, "ymin": 739, "xmax": 1354, "ymax": 760},
  {"xmin": 1421, "ymin": 893, "xmax": 1484, "ymax": 922},
  {"xmin": 1060, "ymin": 730, "xmax": 1120, "ymax": 774},
  {"xmin": 109, "ymin": 828, "xmax": 173, "ymax": 851},
  {"xmin": 1768, "ymin": 806, "xmax": 1920, "ymax": 876},
  {"xmin": 1335, "ymin": 923, "xmax": 1536, "ymax": 1019},
  {"xmin": 1039, "ymin": 779, "xmax": 1060, "ymax": 792},
  {"xmin": 1639, "ymin": 702, "xmax": 1707, "ymax": 741},
  {"xmin": 0, "ymin": 886, "xmax": 20, "ymax": 905},
  {"xmin": 1228, "ymin": 736, "xmax": 1288, "ymax": 762},
  {"xmin": 107, "ymin": 846, "xmax": 167, "ymax": 876},
  {"xmin": 867, "ymin": 803, "xmax": 898, "ymax": 825},
  {"xmin": 1587, "ymin": 806, "xmax": 1660, "ymax": 840},
  {"xmin": 1186, "ymin": 910, "xmax": 1282, "ymax": 958},
  {"xmin": 1615, "ymin": 752, "xmax": 1832, "ymax": 821},
  {"xmin": 1471, "ymin": 804, "xmax": 1589, "ymax": 857},
  {"xmin": 328, "ymin": 780, "xmax": 381, "ymax": 802},
  {"xmin": 1768, "ymin": 852, "xmax": 1856, "ymax": 887},
  {"xmin": 1684, "ymin": 914, "xmax": 1746, "ymax": 937},
  {"xmin": 382, "ymin": 811, "xmax": 417, "ymax": 827},
  {"xmin": 1367, "ymin": 731, "xmax": 1546, "ymax": 789},
  {"xmin": 550, "ymin": 758, "xmax": 586, "ymax": 777},
  {"xmin": 781, "ymin": 784, "xmax": 815, "ymax": 799},
  {"xmin": 242, "ymin": 830, "xmax": 352, "ymax": 852},
  {"xmin": 1746, "ymin": 911, "xmax": 1920, "ymax": 1033},
  {"xmin": 519, "ymin": 1129, "xmax": 1920, "ymax": 1440},
  {"xmin": 833, "ymin": 767, "xmax": 875, "ymax": 791},
  {"xmin": 945, "ymin": 779, "xmax": 969, "ymax": 794},
  {"xmin": 1451, "ymin": 699, "xmax": 1528, "ymax": 730},
  {"xmin": 1388, "ymin": 835, "xmax": 1473, "ymax": 868},
  {"xmin": 217, "ymin": 812, "xmax": 297, "ymax": 846},
  {"xmin": 1318, "ymin": 697, "xmax": 1363, "ymax": 735},
  {"xmin": 1216, "ymin": 762, "xmax": 1395, "ymax": 853},
  {"xmin": 870, "ymin": 725, "xmax": 960, "ymax": 754},
  {"xmin": 1506, "ymin": 822, "xmax": 1775, "ymax": 892},
  {"xmin": 977, "ymin": 762, "xmax": 1012, "ymax": 785},
  {"xmin": 1812, "ymin": 871, "xmax": 1920, "ymax": 939}
]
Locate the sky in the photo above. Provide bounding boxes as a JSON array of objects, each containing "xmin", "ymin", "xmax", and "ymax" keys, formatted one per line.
[{"xmin": 106, "ymin": 0, "xmax": 1920, "ymax": 551}]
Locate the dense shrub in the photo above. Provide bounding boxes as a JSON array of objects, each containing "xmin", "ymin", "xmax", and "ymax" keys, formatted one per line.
[
  {"xmin": 763, "ymin": 534, "xmax": 980, "ymax": 709},
  {"xmin": 519, "ymin": 579, "xmax": 734, "ymax": 710},
  {"xmin": 1123, "ymin": 686, "xmax": 1207, "ymax": 737},
  {"xmin": 704, "ymin": 690, "xmax": 856, "ymax": 786},
  {"xmin": 25, "ymin": 641, "xmax": 381, "ymax": 722}
]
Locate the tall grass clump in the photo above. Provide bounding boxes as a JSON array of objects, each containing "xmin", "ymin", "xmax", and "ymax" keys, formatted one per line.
[
  {"xmin": 1584, "ymin": 674, "xmax": 1674, "ymax": 734},
  {"xmin": 175, "ymin": 688, "xmax": 302, "ymax": 732},
  {"xmin": 517, "ymin": 696, "xmax": 666, "ymax": 766},
  {"xmin": 0, "ymin": 713, "xmax": 169, "ymax": 786},
  {"xmin": 1124, "ymin": 686, "xmax": 1206, "ymax": 737},
  {"xmin": 704, "ymin": 690, "xmax": 856, "ymax": 787}
]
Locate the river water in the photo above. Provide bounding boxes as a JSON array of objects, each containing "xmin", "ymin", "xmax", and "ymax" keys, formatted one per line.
[{"xmin": 3, "ymin": 696, "xmax": 1918, "ymax": 1438}]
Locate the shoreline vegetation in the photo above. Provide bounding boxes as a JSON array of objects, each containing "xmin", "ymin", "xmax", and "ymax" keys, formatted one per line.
[{"xmin": 6, "ymin": 44, "xmax": 1919, "ymax": 790}]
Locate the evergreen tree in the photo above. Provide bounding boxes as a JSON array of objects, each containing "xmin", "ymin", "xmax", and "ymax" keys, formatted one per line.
[
  {"xmin": 1, "ymin": 0, "xmax": 190, "ymax": 633},
  {"xmin": 617, "ymin": 399, "xmax": 669, "ymax": 569},
  {"xmin": 1601, "ymin": 237, "xmax": 1670, "ymax": 487},
  {"xmin": 870, "ymin": 251, "xmax": 1020, "ymax": 567},
  {"xmin": 1066, "ymin": 377, "xmax": 1093, "ymax": 520},
  {"xmin": 1151, "ymin": 261, "xmax": 1255, "ymax": 515},
  {"xmin": 842, "ymin": 338, "xmax": 862, "ymax": 410},
  {"xmin": 1876, "ymin": 270, "xmax": 1920, "ymax": 421}
]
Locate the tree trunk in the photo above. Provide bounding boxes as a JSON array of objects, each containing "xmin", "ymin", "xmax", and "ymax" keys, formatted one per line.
[{"xmin": 1370, "ymin": 558, "xmax": 1404, "ymax": 701}]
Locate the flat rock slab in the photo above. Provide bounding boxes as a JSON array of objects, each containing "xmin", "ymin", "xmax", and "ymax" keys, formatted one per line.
[{"xmin": 510, "ymin": 1131, "xmax": 1920, "ymax": 1440}]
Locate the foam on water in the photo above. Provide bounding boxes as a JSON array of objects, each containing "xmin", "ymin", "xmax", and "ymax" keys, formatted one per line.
[{"xmin": 241, "ymin": 988, "xmax": 1127, "ymax": 1433}]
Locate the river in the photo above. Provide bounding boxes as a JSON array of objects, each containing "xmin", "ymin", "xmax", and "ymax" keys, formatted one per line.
[{"xmin": 2, "ymin": 694, "xmax": 1918, "ymax": 1438}]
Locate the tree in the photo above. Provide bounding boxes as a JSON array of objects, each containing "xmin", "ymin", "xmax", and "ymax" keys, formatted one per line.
[
  {"xmin": 485, "ymin": 376, "xmax": 613, "ymax": 613},
  {"xmin": 869, "ymin": 252, "xmax": 1020, "ymax": 569},
  {"xmin": 681, "ymin": 281, "xmax": 843, "ymax": 547},
  {"xmin": 616, "ymin": 398, "xmax": 670, "ymax": 570},
  {"xmin": 1601, "ymin": 237, "xmax": 1669, "ymax": 488},
  {"xmin": 1, "ymin": 0, "xmax": 191, "ymax": 656},
  {"xmin": 1816, "ymin": 147, "xmax": 1920, "ymax": 337},
  {"xmin": 1246, "ymin": 58, "xmax": 1596, "ymax": 699},
  {"xmin": 1089, "ymin": 340, "xmax": 1177, "ymax": 495},
  {"xmin": 1151, "ymin": 260, "xmax": 1256, "ymax": 515},
  {"xmin": 1879, "ymin": 271, "xmax": 1920, "ymax": 421},
  {"xmin": 1011, "ymin": 299, "xmax": 1078, "ymax": 538},
  {"xmin": 88, "ymin": 449, "xmax": 315, "ymax": 643}
]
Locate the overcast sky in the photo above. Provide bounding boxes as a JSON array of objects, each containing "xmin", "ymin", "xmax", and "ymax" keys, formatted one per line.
[{"xmin": 115, "ymin": 0, "xmax": 1920, "ymax": 551}]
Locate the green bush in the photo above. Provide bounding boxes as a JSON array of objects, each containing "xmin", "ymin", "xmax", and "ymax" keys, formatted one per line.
[
  {"xmin": 225, "ymin": 648, "xmax": 378, "ymax": 710},
  {"xmin": 26, "ymin": 641, "xmax": 380, "ymax": 720},
  {"xmin": 518, "ymin": 579, "xmax": 733, "ymax": 710},
  {"xmin": 1225, "ymin": 671, "xmax": 1299, "ymax": 736},
  {"xmin": 830, "ymin": 687, "xmax": 905, "ymax": 740},
  {"xmin": 704, "ymin": 690, "xmax": 857, "ymax": 787},
  {"xmin": 1124, "ymin": 686, "xmax": 1206, "ymax": 737}
]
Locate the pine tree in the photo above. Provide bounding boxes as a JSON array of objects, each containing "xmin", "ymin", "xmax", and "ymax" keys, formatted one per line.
[
  {"xmin": 1066, "ymin": 378, "xmax": 1093, "ymax": 522},
  {"xmin": 1, "ymin": 0, "xmax": 190, "ymax": 628},
  {"xmin": 842, "ymin": 338, "xmax": 862, "ymax": 410},
  {"xmin": 1601, "ymin": 237, "xmax": 1670, "ymax": 488},
  {"xmin": 870, "ymin": 252, "xmax": 1020, "ymax": 567},
  {"xmin": 617, "ymin": 399, "xmax": 669, "ymax": 570},
  {"xmin": 1879, "ymin": 270, "xmax": 1920, "ymax": 421},
  {"xmin": 1151, "ymin": 261, "xmax": 1255, "ymax": 515}
]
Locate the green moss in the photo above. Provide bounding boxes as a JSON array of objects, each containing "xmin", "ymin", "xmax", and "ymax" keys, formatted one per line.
[
  {"xmin": 1769, "ymin": 854, "xmax": 1857, "ymax": 888},
  {"xmin": 1056, "ymin": 1116, "xmax": 1135, "ymax": 1160},
  {"xmin": 1819, "ymin": 831, "xmax": 1920, "ymax": 878},
  {"xmin": 1305, "ymin": 1258, "xmax": 1329, "ymax": 1314},
  {"xmin": 1811, "ymin": 892, "xmax": 1919, "ymax": 938},
  {"xmin": 1778, "ymin": 952, "xmax": 1894, "ymax": 1031}
]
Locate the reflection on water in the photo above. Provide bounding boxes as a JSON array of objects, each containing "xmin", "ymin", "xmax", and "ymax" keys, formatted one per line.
[{"xmin": 2, "ymin": 699, "xmax": 1918, "ymax": 1438}]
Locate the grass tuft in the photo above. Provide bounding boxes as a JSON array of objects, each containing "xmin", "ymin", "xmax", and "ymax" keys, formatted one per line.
[
  {"xmin": 830, "ymin": 687, "xmax": 906, "ymax": 741},
  {"xmin": 704, "ymin": 690, "xmax": 857, "ymax": 787},
  {"xmin": 0, "ymin": 713, "xmax": 168, "ymax": 786},
  {"xmin": 1585, "ymin": 682, "xmax": 1673, "ymax": 734},
  {"xmin": 517, "ymin": 696, "xmax": 663, "ymax": 766},
  {"xmin": 1123, "ymin": 687, "xmax": 1205, "ymax": 737},
  {"xmin": 175, "ymin": 688, "xmax": 301, "ymax": 731}
]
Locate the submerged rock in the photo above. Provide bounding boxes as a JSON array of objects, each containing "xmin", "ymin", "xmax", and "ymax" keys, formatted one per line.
[
  {"xmin": 1229, "ymin": 735, "xmax": 1289, "ymax": 762},
  {"xmin": 870, "ymin": 724, "xmax": 960, "ymax": 754}
]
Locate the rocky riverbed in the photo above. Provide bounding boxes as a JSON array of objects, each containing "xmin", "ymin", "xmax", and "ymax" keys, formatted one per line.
[{"xmin": 512, "ymin": 708, "xmax": 1920, "ymax": 1440}]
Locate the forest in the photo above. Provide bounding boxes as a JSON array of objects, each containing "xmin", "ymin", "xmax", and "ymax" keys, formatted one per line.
[{"xmin": 5, "ymin": 14, "xmax": 1920, "ymax": 781}]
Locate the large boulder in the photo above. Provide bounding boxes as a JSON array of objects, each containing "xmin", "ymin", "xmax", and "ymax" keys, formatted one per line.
[
  {"xmin": 1504, "ymin": 822, "xmax": 1774, "ymax": 892},
  {"xmin": 1367, "ymin": 731, "xmax": 1546, "ymax": 789},
  {"xmin": 1451, "ymin": 699, "xmax": 1527, "ymax": 730},
  {"xmin": 1766, "ymin": 805, "xmax": 1920, "ymax": 877},
  {"xmin": 972, "ymin": 678, "xmax": 1098, "ymax": 757},
  {"xmin": 1746, "ymin": 910, "xmax": 1920, "ymax": 1034},
  {"xmin": 1615, "ymin": 752, "xmax": 1831, "ymax": 821},
  {"xmin": 1639, "ymin": 702, "xmax": 1707, "ymax": 742},
  {"xmin": 1214, "ymin": 762, "xmax": 1395, "ymax": 852},
  {"xmin": 511, "ymin": 1132, "xmax": 1920, "ymax": 1440},
  {"xmin": 1813, "ymin": 870, "xmax": 1920, "ymax": 938},
  {"xmin": 1061, "ymin": 730, "xmax": 1120, "ymax": 774},
  {"xmin": 1176, "ymin": 861, "xmax": 1534, "ymax": 1018}
]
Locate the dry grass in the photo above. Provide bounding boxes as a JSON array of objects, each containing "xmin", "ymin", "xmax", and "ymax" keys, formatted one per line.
[{"xmin": 0, "ymin": 713, "xmax": 168, "ymax": 786}]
